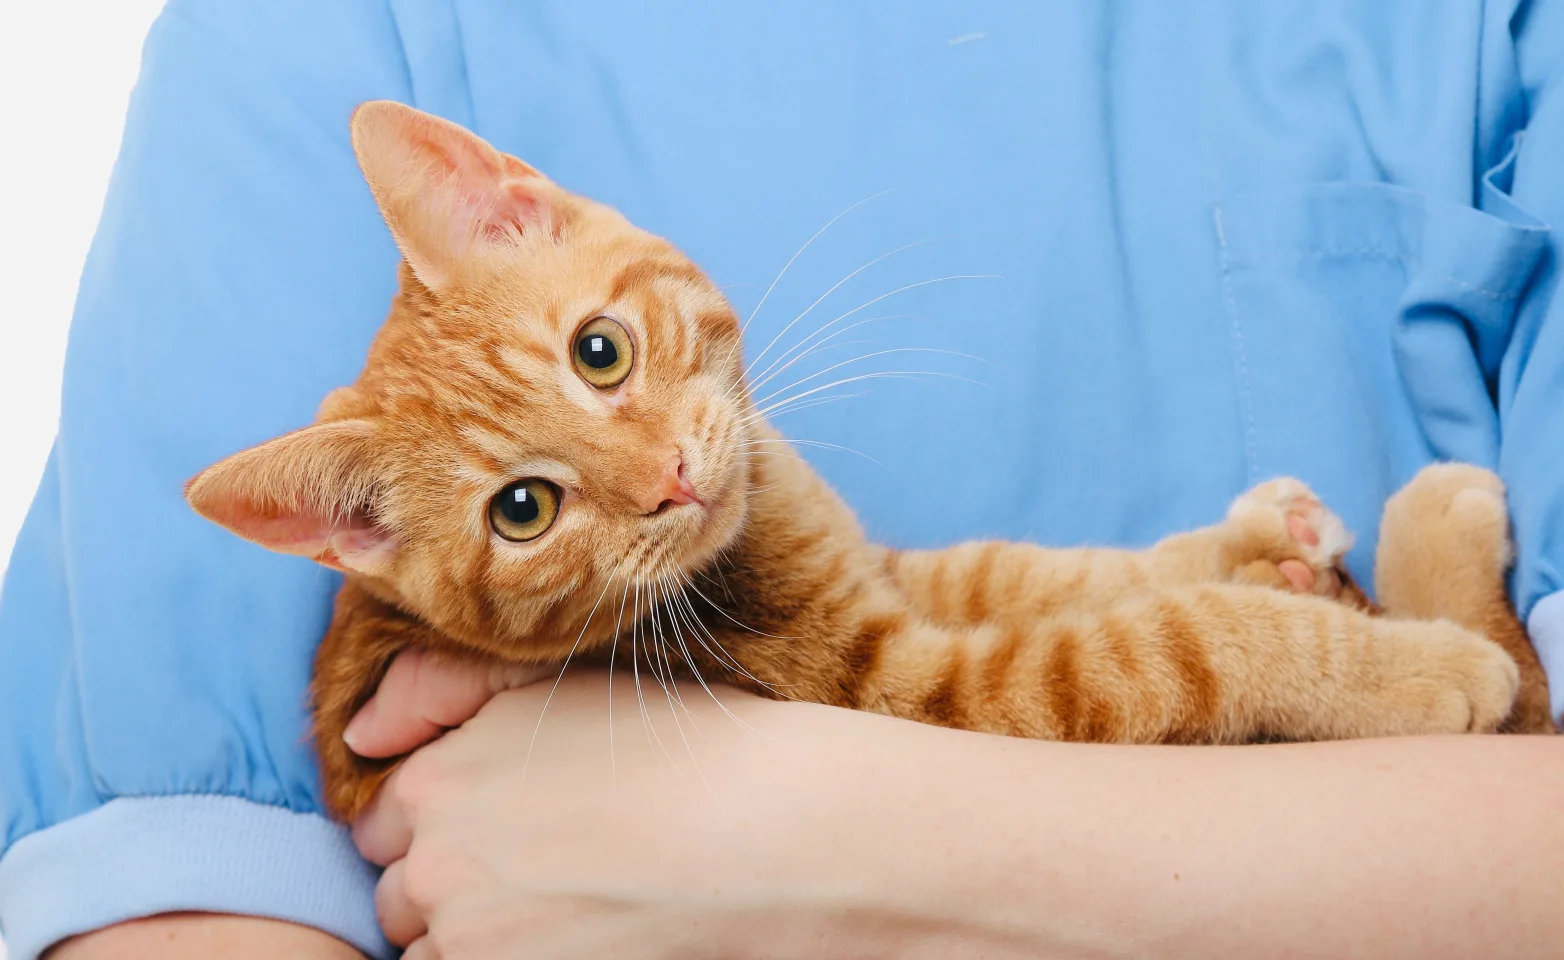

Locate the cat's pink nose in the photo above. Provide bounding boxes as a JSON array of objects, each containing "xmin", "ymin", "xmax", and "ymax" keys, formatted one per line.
[{"xmin": 638, "ymin": 455, "xmax": 702, "ymax": 515}]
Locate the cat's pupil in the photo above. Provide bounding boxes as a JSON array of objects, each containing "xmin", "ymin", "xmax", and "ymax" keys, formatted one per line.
[
  {"xmin": 501, "ymin": 486, "xmax": 540, "ymax": 524},
  {"xmin": 578, "ymin": 334, "xmax": 617, "ymax": 369}
]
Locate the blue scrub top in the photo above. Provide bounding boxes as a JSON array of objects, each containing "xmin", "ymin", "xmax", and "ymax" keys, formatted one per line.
[{"xmin": 4, "ymin": 2, "xmax": 1564, "ymax": 956}]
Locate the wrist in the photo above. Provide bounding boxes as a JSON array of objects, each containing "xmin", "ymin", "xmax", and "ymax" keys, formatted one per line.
[{"xmin": 720, "ymin": 702, "xmax": 1061, "ymax": 958}]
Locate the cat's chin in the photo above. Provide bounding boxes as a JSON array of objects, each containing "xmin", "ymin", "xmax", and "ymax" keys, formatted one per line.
[{"xmin": 658, "ymin": 484, "xmax": 748, "ymax": 577}]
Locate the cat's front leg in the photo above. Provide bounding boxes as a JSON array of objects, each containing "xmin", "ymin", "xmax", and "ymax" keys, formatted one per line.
[{"xmin": 852, "ymin": 585, "xmax": 1518, "ymax": 745}]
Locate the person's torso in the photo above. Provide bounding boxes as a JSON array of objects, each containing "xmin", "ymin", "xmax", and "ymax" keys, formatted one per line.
[{"xmin": 392, "ymin": 0, "xmax": 1540, "ymax": 581}]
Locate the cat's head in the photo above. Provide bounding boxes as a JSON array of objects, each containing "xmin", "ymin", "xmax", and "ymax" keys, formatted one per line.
[{"xmin": 187, "ymin": 101, "xmax": 754, "ymax": 658}]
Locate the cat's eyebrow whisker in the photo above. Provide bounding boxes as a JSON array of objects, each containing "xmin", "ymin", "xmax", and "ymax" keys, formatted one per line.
[
  {"xmin": 746, "ymin": 336, "xmax": 879, "ymax": 398},
  {"xmin": 741, "ymin": 436, "xmax": 879, "ymax": 464},
  {"xmin": 715, "ymin": 190, "xmax": 893, "ymax": 390},
  {"xmin": 752, "ymin": 348, "xmax": 988, "ymax": 411},
  {"xmin": 736, "ymin": 272, "xmax": 999, "ymax": 403},
  {"xmin": 736, "ymin": 390, "xmax": 872, "ymax": 427},
  {"xmin": 743, "ymin": 239, "xmax": 935, "ymax": 385},
  {"xmin": 747, "ymin": 311, "xmax": 912, "ymax": 387},
  {"xmin": 745, "ymin": 311, "xmax": 911, "ymax": 395},
  {"xmin": 519, "ymin": 561, "xmax": 623, "ymax": 785},
  {"xmin": 752, "ymin": 370, "xmax": 978, "ymax": 422},
  {"xmin": 740, "ymin": 449, "xmax": 811, "ymax": 464},
  {"xmin": 750, "ymin": 343, "xmax": 983, "ymax": 411}
]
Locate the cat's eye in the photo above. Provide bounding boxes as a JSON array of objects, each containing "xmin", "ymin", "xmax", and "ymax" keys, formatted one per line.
[
  {"xmin": 489, "ymin": 479, "xmax": 560, "ymax": 542},
  {"xmin": 572, "ymin": 316, "xmax": 634, "ymax": 389}
]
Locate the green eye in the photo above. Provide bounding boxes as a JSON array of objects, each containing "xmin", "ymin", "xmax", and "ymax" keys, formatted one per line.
[
  {"xmin": 573, "ymin": 316, "xmax": 634, "ymax": 389},
  {"xmin": 489, "ymin": 479, "xmax": 559, "ymax": 542}
]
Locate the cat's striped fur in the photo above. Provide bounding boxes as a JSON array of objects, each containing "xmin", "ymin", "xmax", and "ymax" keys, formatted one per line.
[{"xmin": 186, "ymin": 102, "xmax": 1552, "ymax": 820}]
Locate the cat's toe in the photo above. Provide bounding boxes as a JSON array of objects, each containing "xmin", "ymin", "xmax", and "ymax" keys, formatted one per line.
[
  {"xmin": 1382, "ymin": 465, "xmax": 1513, "ymax": 616},
  {"xmin": 1380, "ymin": 463, "xmax": 1513, "ymax": 592},
  {"xmin": 1451, "ymin": 636, "xmax": 1521, "ymax": 733},
  {"xmin": 1227, "ymin": 477, "xmax": 1353, "ymax": 597},
  {"xmin": 1371, "ymin": 623, "xmax": 1520, "ymax": 736}
]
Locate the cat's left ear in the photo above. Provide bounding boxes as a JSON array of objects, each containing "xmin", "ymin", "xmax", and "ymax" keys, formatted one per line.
[
  {"xmin": 185, "ymin": 420, "xmax": 397, "ymax": 578},
  {"xmin": 351, "ymin": 100, "xmax": 562, "ymax": 292}
]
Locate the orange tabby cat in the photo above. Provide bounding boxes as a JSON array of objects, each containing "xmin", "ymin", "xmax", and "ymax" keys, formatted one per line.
[{"xmin": 186, "ymin": 102, "xmax": 1553, "ymax": 820}]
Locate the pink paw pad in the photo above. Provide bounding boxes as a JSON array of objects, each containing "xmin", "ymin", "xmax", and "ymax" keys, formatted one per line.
[
  {"xmin": 1278, "ymin": 498, "xmax": 1348, "ymax": 596},
  {"xmin": 1285, "ymin": 506, "xmax": 1320, "ymax": 547}
]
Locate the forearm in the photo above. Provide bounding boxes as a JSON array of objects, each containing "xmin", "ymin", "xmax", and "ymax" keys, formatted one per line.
[
  {"xmin": 745, "ymin": 702, "xmax": 1564, "ymax": 959},
  {"xmin": 48, "ymin": 914, "xmax": 366, "ymax": 960}
]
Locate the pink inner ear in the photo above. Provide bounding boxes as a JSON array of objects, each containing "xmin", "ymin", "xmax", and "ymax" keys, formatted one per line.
[
  {"xmin": 397, "ymin": 119, "xmax": 552, "ymax": 245},
  {"xmin": 477, "ymin": 181, "xmax": 550, "ymax": 241},
  {"xmin": 240, "ymin": 511, "xmax": 344, "ymax": 556},
  {"xmin": 211, "ymin": 498, "xmax": 391, "ymax": 573},
  {"xmin": 326, "ymin": 524, "xmax": 398, "ymax": 576}
]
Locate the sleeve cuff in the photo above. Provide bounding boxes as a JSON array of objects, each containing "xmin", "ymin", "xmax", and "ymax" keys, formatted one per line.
[
  {"xmin": 1526, "ymin": 590, "xmax": 1564, "ymax": 725},
  {"xmin": 0, "ymin": 795, "xmax": 391, "ymax": 960}
]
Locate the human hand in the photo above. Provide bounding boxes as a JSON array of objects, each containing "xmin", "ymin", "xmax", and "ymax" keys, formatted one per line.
[
  {"xmin": 341, "ymin": 648, "xmax": 553, "ymax": 760},
  {"xmin": 348, "ymin": 670, "xmax": 882, "ymax": 958}
]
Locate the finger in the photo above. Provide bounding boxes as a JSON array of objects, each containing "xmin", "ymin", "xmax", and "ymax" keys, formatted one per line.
[
  {"xmin": 343, "ymin": 649, "xmax": 492, "ymax": 758},
  {"xmin": 375, "ymin": 858, "xmax": 430, "ymax": 948},
  {"xmin": 352, "ymin": 764, "xmax": 414, "ymax": 866},
  {"xmin": 402, "ymin": 938, "xmax": 440, "ymax": 960}
]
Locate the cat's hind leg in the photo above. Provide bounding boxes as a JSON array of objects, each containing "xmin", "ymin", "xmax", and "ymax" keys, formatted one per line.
[
  {"xmin": 1146, "ymin": 478, "xmax": 1375, "ymax": 610},
  {"xmin": 1376, "ymin": 463, "xmax": 1553, "ymax": 733}
]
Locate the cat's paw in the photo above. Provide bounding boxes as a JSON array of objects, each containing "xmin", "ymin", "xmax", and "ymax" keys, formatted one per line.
[
  {"xmin": 1381, "ymin": 623, "xmax": 1521, "ymax": 735},
  {"xmin": 1382, "ymin": 463, "xmax": 1512, "ymax": 579},
  {"xmin": 1225, "ymin": 477, "xmax": 1356, "ymax": 600},
  {"xmin": 1376, "ymin": 464, "xmax": 1513, "ymax": 621}
]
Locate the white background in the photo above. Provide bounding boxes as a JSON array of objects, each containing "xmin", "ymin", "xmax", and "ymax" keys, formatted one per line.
[
  {"xmin": 0, "ymin": 1, "xmax": 168, "ymax": 577},
  {"xmin": 0, "ymin": 2, "xmax": 166, "ymax": 954}
]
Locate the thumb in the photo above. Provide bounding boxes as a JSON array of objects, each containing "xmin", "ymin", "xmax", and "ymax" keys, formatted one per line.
[{"xmin": 343, "ymin": 649, "xmax": 552, "ymax": 757}]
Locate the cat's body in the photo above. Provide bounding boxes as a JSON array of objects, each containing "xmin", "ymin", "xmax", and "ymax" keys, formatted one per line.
[{"xmin": 187, "ymin": 102, "xmax": 1553, "ymax": 821}]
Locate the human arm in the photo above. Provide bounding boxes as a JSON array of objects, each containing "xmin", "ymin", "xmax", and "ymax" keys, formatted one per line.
[
  {"xmin": 349, "ymin": 661, "xmax": 1564, "ymax": 959},
  {"xmin": 0, "ymin": 1, "xmax": 420, "ymax": 956},
  {"xmin": 48, "ymin": 915, "xmax": 365, "ymax": 960}
]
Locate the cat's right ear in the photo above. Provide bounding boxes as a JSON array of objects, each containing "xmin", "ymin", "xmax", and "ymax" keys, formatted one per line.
[
  {"xmin": 185, "ymin": 420, "xmax": 397, "ymax": 577},
  {"xmin": 350, "ymin": 100, "xmax": 559, "ymax": 293}
]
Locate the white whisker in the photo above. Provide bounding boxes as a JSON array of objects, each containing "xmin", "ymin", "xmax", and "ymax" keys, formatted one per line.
[
  {"xmin": 752, "ymin": 370, "xmax": 979, "ymax": 421},
  {"xmin": 744, "ymin": 240, "xmax": 934, "ymax": 383},
  {"xmin": 752, "ymin": 347, "xmax": 988, "ymax": 410},
  {"xmin": 714, "ymin": 190, "xmax": 892, "ymax": 393},
  {"xmin": 519, "ymin": 562, "xmax": 621, "ymax": 784}
]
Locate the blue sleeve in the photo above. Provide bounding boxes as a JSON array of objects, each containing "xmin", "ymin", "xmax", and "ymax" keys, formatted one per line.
[
  {"xmin": 1500, "ymin": 0, "xmax": 1564, "ymax": 718},
  {"xmin": 0, "ymin": 1, "xmax": 423, "ymax": 955}
]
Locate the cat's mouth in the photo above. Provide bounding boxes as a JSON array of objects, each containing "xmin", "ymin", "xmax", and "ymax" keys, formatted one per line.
[{"xmin": 643, "ymin": 459, "xmax": 745, "ymax": 573}]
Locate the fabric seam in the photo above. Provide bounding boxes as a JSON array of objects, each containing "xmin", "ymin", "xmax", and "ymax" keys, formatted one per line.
[{"xmin": 1213, "ymin": 202, "xmax": 1261, "ymax": 484}]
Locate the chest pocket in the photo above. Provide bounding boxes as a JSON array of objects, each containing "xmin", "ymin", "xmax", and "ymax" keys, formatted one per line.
[{"xmin": 1212, "ymin": 147, "xmax": 1547, "ymax": 574}]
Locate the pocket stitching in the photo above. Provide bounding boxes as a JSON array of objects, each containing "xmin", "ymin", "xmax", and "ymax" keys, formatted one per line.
[{"xmin": 1234, "ymin": 248, "xmax": 1522, "ymax": 301}]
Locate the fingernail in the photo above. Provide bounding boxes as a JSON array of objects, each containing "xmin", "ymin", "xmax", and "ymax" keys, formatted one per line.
[{"xmin": 343, "ymin": 702, "xmax": 373, "ymax": 752}]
